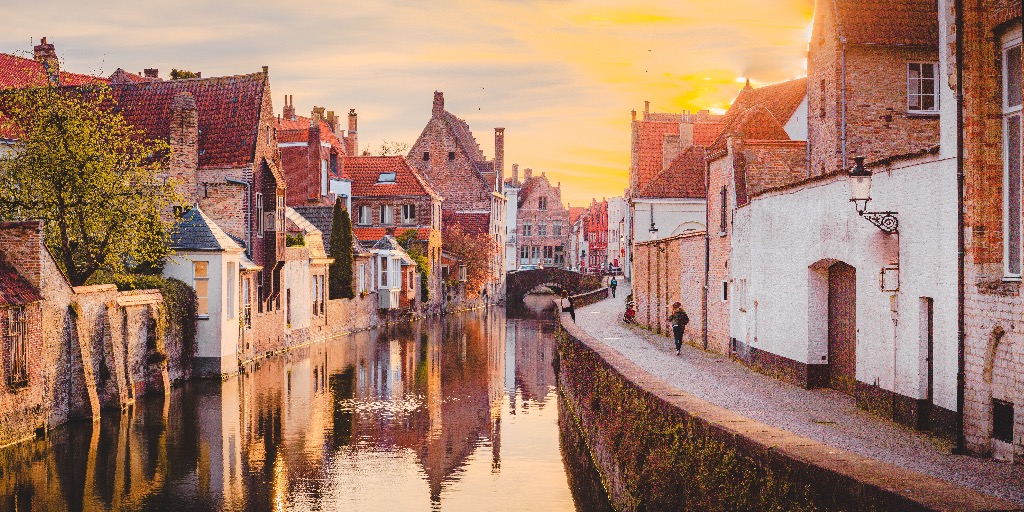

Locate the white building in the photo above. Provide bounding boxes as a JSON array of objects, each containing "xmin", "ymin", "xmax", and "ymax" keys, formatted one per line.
[
  {"xmin": 504, "ymin": 165, "xmax": 521, "ymax": 272},
  {"xmin": 607, "ymin": 196, "xmax": 628, "ymax": 270}
]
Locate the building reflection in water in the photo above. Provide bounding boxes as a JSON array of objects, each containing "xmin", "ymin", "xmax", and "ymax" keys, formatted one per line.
[{"xmin": 0, "ymin": 306, "xmax": 582, "ymax": 511}]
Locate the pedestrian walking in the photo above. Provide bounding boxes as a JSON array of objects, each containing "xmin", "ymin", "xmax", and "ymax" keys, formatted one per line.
[
  {"xmin": 667, "ymin": 301, "xmax": 689, "ymax": 355},
  {"xmin": 560, "ymin": 289, "xmax": 576, "ymax": 322},
  {"xmin": 609, "ymin": 277, "xmax": 618, "ymax": 298}
]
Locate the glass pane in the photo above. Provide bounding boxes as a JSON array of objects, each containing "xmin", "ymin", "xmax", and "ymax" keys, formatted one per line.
[
  {"xmin": 1007, "ymin": 114, "xmax": 1022, "ymax": 274},
  {"xmin": 1008, "ymin": 45, "xmax": 1022, "ymax": 108},
  {"xmin": 197, "ymin": 297, "xmax": 209, "ymax": 316},
  {"xmin": 194, "ymin": 280, "xmax": 208, "ymax": 298},
  {"xmin": 922, "ymin": 63, "xmax": 934, "ymax": 79},
  {"xmin": 194, "ymin": 261, "xmax": 208, "ymax": 278}
]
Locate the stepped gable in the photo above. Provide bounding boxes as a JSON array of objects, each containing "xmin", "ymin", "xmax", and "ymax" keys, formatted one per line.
[
  {"xmin": 833, "ymin": 0, "xmax": 938, "ymax": 46},
  {"xmin": 638, "ymin": 145, "xmax": 707, "ymax": 199},
  {"xmin": 720, "ymin": 78, "xmax": 806, "ymax": 130},
  {"xmin": 568, "ymin": 206, "xmax": 585, "ymax": 225},
  {"xmin": 106, "ymin": 72, "xmax": 269, "ymax": 171},
  {"xmin": 0, "ymin": 259, "xmax": 42, "ymax": 306},
  {"xmin": 171, "ymin": 206, "xmax": 244, "ymax": 251},
  {"xmin": 344, "ymin": 156, "xmax": 441, "ymax": 199}
]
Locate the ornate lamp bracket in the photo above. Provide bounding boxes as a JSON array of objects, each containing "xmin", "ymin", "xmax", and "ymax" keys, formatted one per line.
[{"xmin": 860, "ymin": 211, "xmax": 899, "ymax": 234}]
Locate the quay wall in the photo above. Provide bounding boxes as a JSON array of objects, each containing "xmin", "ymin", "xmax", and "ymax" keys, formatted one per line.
[{"xmin": 556, "ymin": 311, "xmax": 1021, "ymax": 512}]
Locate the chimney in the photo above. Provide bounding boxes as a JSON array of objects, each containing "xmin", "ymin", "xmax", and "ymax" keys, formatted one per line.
[
  {"xmin": 432, "ymin": 91, "xmax": 444, "ymax": 117},
  {"xmin": 169, "ymin": 92, "xmax": 199, "ymax": 205},
  {"xmin": 494, "ymin": 128, "xmax": 505, "ymax": 189},
  {"xmin": 312, "ymin": 106, "xmax": 325, "ymax": 125},
  {"xmin": 644, "ymin": 100, "xmax": 650, "ymax": 119},
  {"xmin": 283, "ymin": 95, "xmax": 295, "ymax": 120},
  {"xmin": 326, "ymin": 111, "xmax": 337, "ymax": 132},
  {"xmin": 347, "ymin": 109, "xmax": 358, "ymax": 156},
  {"xmin": 144, "ymin": 68, "xmax": 159, "ymax": 79},
  {"xmin": 631, "ymin": 109, "xmax": 637, "ymax": 121},
  {"xmin": 33, "ymin": 37, "xmax": 59, "ymax": 84},
  {"xmin": 524, "ymin": 167, "xmax": 533, "ymax": 181},
  {"xmin": 512, "ymin": 164, "xmax": 519, "ymax": 184},
  {"xmin": 679, "ymin": 116, "xmax": 695, "ymax": 152}
]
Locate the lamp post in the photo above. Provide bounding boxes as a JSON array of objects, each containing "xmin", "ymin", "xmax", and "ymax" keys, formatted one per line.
[
  {"xmin": 648, "ymin": 204, "xmax": 659, "ymax": 239},
  {"xmin": 848, "ymin": 156, "xmax": 898, "ymax": 234}
]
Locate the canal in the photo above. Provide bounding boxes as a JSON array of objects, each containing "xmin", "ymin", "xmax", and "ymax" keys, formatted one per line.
[{"xmin": 0, "ymin": 294, "xmax": 612, "ymax": 511}]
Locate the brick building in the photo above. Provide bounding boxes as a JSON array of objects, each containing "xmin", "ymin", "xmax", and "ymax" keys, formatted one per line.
[
  {"xmin": 583, "ymin": 199, "xmax": 609, "ymax": 273},
  {"xmin": 276, "ymin": 96, "xmax": 357, "ymax": 208},
  {"xmin": 345, "ymin": 155, "xmax": 443, "ymax": 310},
  {"xmin": 960, "ymin": 0, "xmax": 1023, "ymax": 460},
  {"xmin": 408, "ymin": 92, "xmax": 506, "ymax": 299},
  {"xmin": 631, "ymin": 232, "xmax": 705, "ymax": 343},
  {"xmin": 515, "ymin": 168, "xmax": 570, "ymax": 268}
]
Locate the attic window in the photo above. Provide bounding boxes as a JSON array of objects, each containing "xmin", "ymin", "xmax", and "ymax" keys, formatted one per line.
[
  {"xmin": 423, "ymin": 152, "xmax": 429, "ymax": 161},
  {"xmin": 378, "ymin": 172, "xmax": 397, "ymax": 183},
  {"xmin": 448, "ymin": 151, "xmax": 455, "ymax": 161}
]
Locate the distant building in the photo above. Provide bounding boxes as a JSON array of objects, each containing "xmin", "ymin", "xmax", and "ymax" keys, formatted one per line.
[
  {"xmin": 583, "ymin": 198, "xmax": 608, "ymax": 272},
  {"xmin": 276, "ymin": 96, "xmax": 356, "ymax": 208},
  {"xmin": 503, "ymin": 164, "xmax": 521, "ymax": 271},
  {"xmin": 515, "ymin": 168, "xmax": 569, "ymax": 269}
]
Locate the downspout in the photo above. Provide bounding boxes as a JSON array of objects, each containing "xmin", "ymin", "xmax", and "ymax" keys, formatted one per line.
[
  {"xmin": 703, "ymin": 149, "xmax": 711, "ymax": 350},
  {"xmin": 226, "ymin": 177, "xmax": 252, "ymax": 255},
  {"xmin": 841, "ymin": 38, "xmax": 848, "ymax": 168},
  {"xmin": 954, "ymin": 0, "xmax": 966, "ymax": 455}
]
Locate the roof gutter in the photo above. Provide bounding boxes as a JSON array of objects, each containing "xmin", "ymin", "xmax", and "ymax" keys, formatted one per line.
[{"xmin": 226, "ymin": 177, "xmax": 252, "ymax": 256}]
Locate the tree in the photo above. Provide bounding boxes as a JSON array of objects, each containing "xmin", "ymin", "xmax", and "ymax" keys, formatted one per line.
[
  {"xmin": 0, "ymin": 85, "xmax": 179, "ymax": 286},
  {"xmin": 376, "ymin": 140, "xmax": 410, "ymax": 156},
  {"xmin": 169, "ymin": 69, "xmax": 200, "ymax": 80},
  {"xmin": 396, "ymin": 228, "xmax": 430, "ymax": 300},
  {"xmin": 329, "ymin": 197, "xmax": 355, "ymax": 299},
  {"xmin": 442, "ymin": 225, "xmax": 498, "ymax": 299}
]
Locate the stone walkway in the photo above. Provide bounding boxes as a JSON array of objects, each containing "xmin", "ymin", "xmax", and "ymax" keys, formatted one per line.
[{"xmin": 573, "ymin": 283, "xmax": 1024, "ymax": 505}]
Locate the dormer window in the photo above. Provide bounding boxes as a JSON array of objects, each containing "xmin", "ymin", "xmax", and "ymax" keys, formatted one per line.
[
  {"xmin": 907, "ymin": 62, "xmax": 939, "ymax": 114},
  {"xmin": 378, "ymin": 172, "xmax": 397, "ymax": 183}
]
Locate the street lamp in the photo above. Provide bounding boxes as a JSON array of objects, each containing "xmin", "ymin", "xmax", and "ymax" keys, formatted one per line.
[
  {"xmin": 848, "ymin": 156, "xmax": 898, "ymax": 234},
  {"xmin": 648, "ymin": 204, "xmax": 659, "ymax": 239}
]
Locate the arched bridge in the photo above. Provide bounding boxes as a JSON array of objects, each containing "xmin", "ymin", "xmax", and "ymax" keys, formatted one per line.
[{"xmin": 506, "ymin": 268, "xmax": 603, "ymax": 306}]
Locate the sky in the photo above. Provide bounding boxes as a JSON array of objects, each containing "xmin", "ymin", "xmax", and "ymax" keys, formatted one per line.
[{"xmin": 1, "ymin": 0, "xmax": 814, "ymax": 206}]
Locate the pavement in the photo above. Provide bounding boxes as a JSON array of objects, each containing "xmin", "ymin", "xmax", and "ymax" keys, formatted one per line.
[{"xmin": 573, "ymin": 282, "xmax": 1024, "ymax": 506}]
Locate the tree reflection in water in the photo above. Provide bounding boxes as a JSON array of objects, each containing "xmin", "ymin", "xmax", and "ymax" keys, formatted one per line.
[{"xmin": 0, "ymin": 307, "xmax": 606, "ymax": 511}]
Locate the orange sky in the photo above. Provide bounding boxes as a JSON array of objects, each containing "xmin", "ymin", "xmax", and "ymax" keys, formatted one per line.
[{"xmin": 1, "ymin": 0, "xmax": 814, "ymax": 206}]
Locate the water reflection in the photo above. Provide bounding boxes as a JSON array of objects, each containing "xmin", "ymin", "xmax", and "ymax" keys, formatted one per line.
[{"xmin": 0, "ymin": 307, "xmax": 603, "ymax": 511}]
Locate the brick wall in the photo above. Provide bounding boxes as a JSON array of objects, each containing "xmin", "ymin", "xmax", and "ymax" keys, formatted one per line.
[
  {"xmin": 962, "ymin": 0, "xmax": 1023, "ymax": 458},
  {"xmin": 517, "ymin": 176, "xmax": 571, "ymax": 266},
  {"xmin": 632, "ymin": 232, "xmax": 705, "ymax": 346},
  {"xmin": 707, "ymin": 149, "xmax": 732, "ymax": 355},
  {"xmin": 408, "ymin": 118, "xmax": 492, "ymax": 212}
]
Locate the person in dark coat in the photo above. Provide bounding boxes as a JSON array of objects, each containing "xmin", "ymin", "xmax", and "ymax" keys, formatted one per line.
[
  {"xmin": 667, "ymin": 301, "xmax": 689, "ymax": 355},
  {"xmin": 609, "ymin": 277, "xmax": 618, "ymax": 298},
  {"xmin": 560, "ymin": 289, "xmax": 576, "ymax": 322}
]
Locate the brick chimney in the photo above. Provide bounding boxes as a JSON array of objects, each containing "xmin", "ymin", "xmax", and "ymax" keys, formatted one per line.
[
  {"xmin": 33, "ymin": 37, "xmax": 59, "ymax": 84},
  {"xmin": 169, "ymin": 92, "xmax": 199, "ymax": 205},
  {"xmin": 512, "ymin": 163, "xmax": 519, "ymax": 184},
  {"xmin": 524, "ymin": 167, "xmax": 533, "ymax": 181},
  {"xmin": 432, "ymin": 91, "xmax": 444, "ymax": 117},
  {"xmin": 283, "ymin": 95, "xmax": 295, "ymax": 120},
  {"xmin": 312, "ymin": 106, "xmax": 325, "ymax": 125},
  {"xmin": 494, "ymin": 128, "xmax": 505, "ymax": 190},
  {"xmin": 347, "ymin": 109, "xmax": 358, "ymax": 156},
  {"xmin": 144, "ymin": 68, "xmax": 159, "ymax": 79},
  {"xmin": 679, "ymin": 112, "xmax": 695, "ymax": 152},
  {"xmin": 326, "ymin": 110, "xmax": 338, "ymax": 133}
]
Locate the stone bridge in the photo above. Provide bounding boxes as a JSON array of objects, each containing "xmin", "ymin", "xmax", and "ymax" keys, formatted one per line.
[{"xmin": 506, "ymin": 268, "xmax": 603, "ymax": 306}]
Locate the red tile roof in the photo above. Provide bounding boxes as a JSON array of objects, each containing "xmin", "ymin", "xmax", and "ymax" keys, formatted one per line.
[
  {"xmin": 442, "ymin": 211, "xmax": 489, "ymax": 237},
  {"xmin": 834, "ymin": 0, "xmax": 938, "ymax": 46},
  {"xmin": 106, "ymin": 72, "xmax": 267, "ymax": 170},
  {"xmin": 0, "ymin": 52, "xmax": 107, "ymax": 90},
  {"xmin": 694, "ymin": 123, "xmax": 726, "ymax": 146},
  {"xmin": 344, "ymin": 156, "xmax": 441, "ymax": 200},
  {"xmin": 720, "ymin": 78, "xmax": 806, "ymax": 130},
  {"xmin": 0, "ymin": 260, "xmax": 42, "ymax": 306},
  {"xmin": 638, "ymin": 145, "xmax": 707, "ymax": 199},
  {"xmin": 109, "ymin": 68, "xmax": 160, "ymax": 84},
  {"xmin": 633, "ymin": 120, "xmax": 679, "ymax": 193},
  {"xmin": 568, "ymin": 206, "xmax": 585, "ymax": 225}
]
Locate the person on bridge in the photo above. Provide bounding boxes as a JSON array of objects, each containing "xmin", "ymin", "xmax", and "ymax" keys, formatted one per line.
[
  {"xmin": 560, "ymin": 289, "xmax": 576, "ymax": 322},
  {"xmin": 667, "ymin": 302, "xmax": 689, "ymax": 355},
  {"xmin": 609, "ymin": 277, "xmax": 618, "ymax": 298}
]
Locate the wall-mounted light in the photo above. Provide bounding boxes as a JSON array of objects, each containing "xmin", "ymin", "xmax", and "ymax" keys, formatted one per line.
[
  {"xmin": 848, "ymin": 156, "xmax": 899, "ymax": 234},
  {"xmin": 648, "ymin": 203, "xmax": 659, "ymax": 239}
]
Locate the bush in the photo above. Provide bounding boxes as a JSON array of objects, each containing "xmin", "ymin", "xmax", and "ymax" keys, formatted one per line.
[{"xmin": 286, "ymin": 233, "xmax": 305, "ymax": 247}]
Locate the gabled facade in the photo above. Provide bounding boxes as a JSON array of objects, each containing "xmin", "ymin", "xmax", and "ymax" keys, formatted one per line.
[
  {"xmin": 515, "ymin": 169, "xmax": 569, "ymax": 269},
  {"xmin": 584, "ymin": 199, "xmax": 609, "ymax": 273},
  {"xmin": 408, "ymin": 92, "xmax": 506, "ymax": 299}
]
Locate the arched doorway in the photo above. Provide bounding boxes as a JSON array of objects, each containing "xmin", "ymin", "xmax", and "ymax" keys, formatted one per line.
[{"xmin": 827, "ymin": 262, "xmax": 857, "ymax": 394}]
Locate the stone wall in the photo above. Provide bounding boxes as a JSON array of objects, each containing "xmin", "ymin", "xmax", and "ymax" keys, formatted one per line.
[{"xmin": 556, "ymin": 314, "xmax": 1020, "ymax": 512}]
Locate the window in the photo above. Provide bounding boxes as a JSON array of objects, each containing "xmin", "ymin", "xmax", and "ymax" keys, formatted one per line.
[
  {"xmin": 193, "ymin": 261, "xmax": 209, "ymax": 317},
  {"xmin": 321, "ymin": 160, "xmax": 329, "ymax": 196},
  {"xmin": 554, "ymin": 246, "xmax": 565, "ymax": 266},
  {"xmin": 286, "ymin": 289, "xmax": 292, "ymax": 325},
  {"xmin": 255, "ymin": 192, "xmax": 264, "ymax": 238},
  {"xmin": 380, "ymin": 205, "xmax": 393, "ymax": 225},
  {"xmin": 530, "ymin": 246, "xmax": 541, "ymax": 264},
  {"xmin": 380, "ymin": 256, "xmax": 389, "ymax": 287},
  {"xmin": 907, "ymin": 62, "xmax": 939, "ymax": 113},
  {"xmin": 312, "ymin": 274, "xmax": 325, "ymax": 316},
  {"xmin": 358, "ymin": 263, "xmax": 366, "ymax": 292},
  {"xmin": 448, "ymin": 151, "xmax": 455, "ymax": 161},
  {"xmin": 519, "ymin": 245, "xmax": 529, "ymax": 264},
  {"xmin": 553, "ymin": 221, "xmax": 562, "ymax": 236},
  {"xmin": 543, "ymin": 246, "xmax": 554, "ymax": 264},
  {"xmin": 522, "ymin": 223, "xmax": 532, "ymax": 237},
  {"xmin": 1004, "ymin": 29, "xmax": 1023, "ymax": 277},
  {"xmin": 391, "ymin": 257, "xmax": 400, "ymax": 288},
  {"xmin": 227, "ymin": 262, "xmax": 236, "ymax": 319},
  {"xmin": 722, "ymin": 281, "xmax": 729, "ymax": 302},
  {"xmin": 277, "ymin": 194, "xmax": 285, "ymax": 231},
  {"xmin": 378, "ymin": 172, "xmax": 396, "ymax": 183},
  {"xmin": 7, "ymin": 307, "xmax": 27, "ymax": 387},
  {"xmin": 539, "ymin": 197, "xmax": 548, "ymax": 210},
  {"xmin": 242, "ymin": 277, "xmax": 251, "ymax": 329},
  {"xmin": 719, "ymin": 186, "xmax": 728, "ymax": 235},
  {"xmin": 402, "ymin": 204, "xmax": 416, "ymax": 225},
  {"xmin": 423, "ymin": 152, "xmax": 429, "ymax": 161},
  {"xmin": 538, "ymin": 223, "xmax": 547, "ymax": 236},
  {"xmin": 358, "ymin": 205, "xmax": 371, "ymax": 225},
  {"xmin": 993, "ymin": 399, "xmax": 1014, "ymax": 443}
]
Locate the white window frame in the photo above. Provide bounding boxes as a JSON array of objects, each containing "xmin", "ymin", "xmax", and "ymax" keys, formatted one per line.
[
  {"xmin": 226, "ymin": 262, "xmax": 236, "ymax": 319},
  {"xmin": 380, "ymin": 205, "xmax": 393, "ymax": 225},
  {"xmin": 358, "ymin": 205, "xmax": 371, "ymax": 226},
  {"xmin": 1003, "ymin": 26, "xmax": 1023, "ymax": 279},
  {"xmin": 380, "ymin": 256, "xmax": 389, "ymax": 288},
  {"xmin": 321, "ymin": 160, "xmax": 329, "ymax": 196},
  {"xmin": 402, "ymin": 204, "xmax": 416, "ymax": 225},
  {"xmin": 193, "ymin": 261, "xmax": 210, "ymax": 318},
  {"xmin": 907, "ymin": 62, "xmax": 940, "ymax": 114},
  {"xmin": 255, "ymin": 192, "xmax": 264, "ymax": 238}
]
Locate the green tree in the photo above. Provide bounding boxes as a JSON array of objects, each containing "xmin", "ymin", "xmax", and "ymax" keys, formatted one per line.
[
  {"xmin": 376, "ymin": 140, "xmax": 410, "ymax": 156},
  {"xmin": 169, "ymin": 68, "xmax": 200, "ymax": 80},
  {"xmin": 0, "ymin": 85, "xmax": 179, "ymax": 286},
  {"xmin": 396, "ymin": 228, "xmax": 430, "ymax": 300},
  {"xmin": 329, "ymin": 197, "xmax": 355, "ymax": 299}
]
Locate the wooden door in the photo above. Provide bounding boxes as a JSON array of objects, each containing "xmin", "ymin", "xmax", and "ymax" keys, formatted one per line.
[{"xmin": 828, "ymin": 262, "xmax": 857, "ymax": 394}]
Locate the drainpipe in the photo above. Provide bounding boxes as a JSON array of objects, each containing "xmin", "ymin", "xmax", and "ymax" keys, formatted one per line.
[
  {"xmin": 226, "ymin": 177, "xmax": 252, "ymax": 255},
  {"xmin": 840, "ymin": 38, "xmax": 848, "ymax": 168},
  {"xmin": 703, "ymin": 149, "xmax": 711, "ymax": 350},
  {"xmin": 953, "ymin": 0, "xmax": 966, "ymax": 455}
]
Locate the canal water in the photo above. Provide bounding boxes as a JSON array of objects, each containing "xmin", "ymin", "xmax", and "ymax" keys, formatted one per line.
[{"xmin": 0, "ymin": 294, "xmax": 611, "ymax": 511}]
